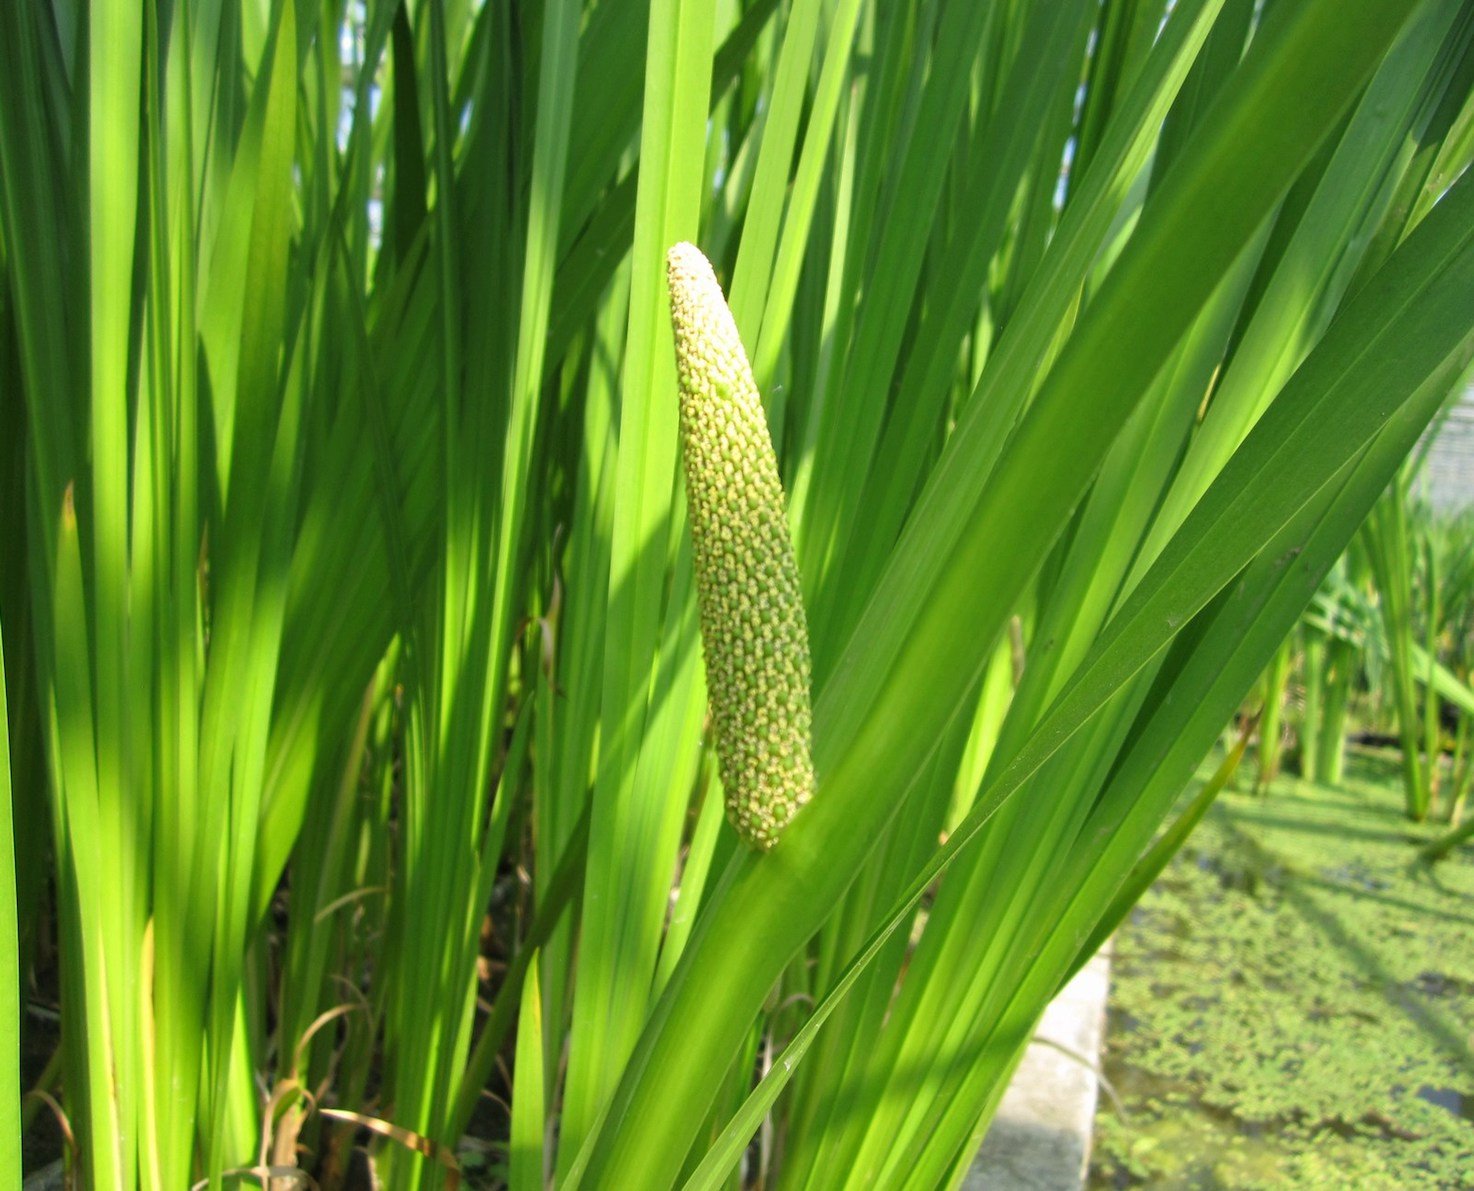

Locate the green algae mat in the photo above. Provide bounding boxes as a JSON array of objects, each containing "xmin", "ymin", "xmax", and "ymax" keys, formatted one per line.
[{"xmin": 1090, "ymin": 749, "xmax": 1474, "ymax": 1189}]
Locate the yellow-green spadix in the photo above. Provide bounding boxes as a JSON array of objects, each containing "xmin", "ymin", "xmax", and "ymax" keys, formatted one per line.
[{"xmin": 667, "ymin": 242, "xmax": 815, "ymax": 851}]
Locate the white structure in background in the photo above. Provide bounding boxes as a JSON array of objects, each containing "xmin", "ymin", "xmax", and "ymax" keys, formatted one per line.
[{"xmin": 1423, "ymin": 384, "xmax": 1474, "ymax": 512}]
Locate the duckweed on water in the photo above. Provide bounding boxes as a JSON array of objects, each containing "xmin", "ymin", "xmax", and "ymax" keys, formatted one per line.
[{"xmin": 1090, "ymin": 749, "xmax": 1474, "ymax": 1190}]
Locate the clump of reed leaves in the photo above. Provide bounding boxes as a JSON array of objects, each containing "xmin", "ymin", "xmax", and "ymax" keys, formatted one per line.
[
  {"xmin": 1275, "ymin": 476, "xmax": 1474, "ymax": 824},
  {"xmin": 3, "ymin": 0, "xmax": 1474, "ymax": 1187}
]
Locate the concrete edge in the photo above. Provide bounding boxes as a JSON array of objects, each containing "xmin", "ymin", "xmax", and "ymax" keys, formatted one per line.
[{"xmin": 963, "ymin": 943, "xmax": 1113, "ymax": 1190}]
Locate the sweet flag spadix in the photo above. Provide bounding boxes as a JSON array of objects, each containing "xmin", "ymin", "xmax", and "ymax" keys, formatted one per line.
[{"xmin": 667, "ymin": 242, "xmax": 816, "ymax": 850}]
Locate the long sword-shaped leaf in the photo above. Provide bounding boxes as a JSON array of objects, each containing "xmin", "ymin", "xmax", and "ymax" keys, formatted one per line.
[
  {"xmin": 0, "ymin": 628, "xmax": 16, "ymax": 1191},
  {"xmin": 557, "ymin": 0, "xmax": 716, "ymax": 1172}
]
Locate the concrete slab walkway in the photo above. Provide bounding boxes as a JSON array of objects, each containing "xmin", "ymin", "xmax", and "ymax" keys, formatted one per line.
[{"xmin": 963, "ymin": 945, "xmax": 1112, "ymax": 1191}]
